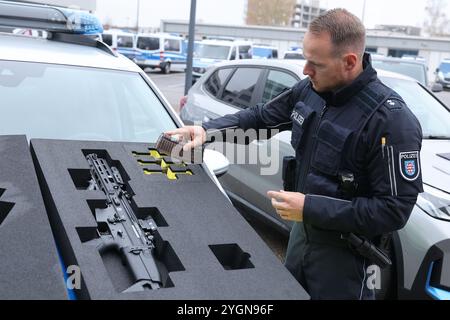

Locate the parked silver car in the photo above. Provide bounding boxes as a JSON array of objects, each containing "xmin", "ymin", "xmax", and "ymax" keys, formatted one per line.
[{"xmin": 180, "ymin": 58, "xmax": 450, "ymax": 300}]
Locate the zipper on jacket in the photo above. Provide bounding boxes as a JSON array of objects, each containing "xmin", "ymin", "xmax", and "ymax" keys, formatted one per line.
[
  {"xmin": 297, "ymin": 104, "xmax": 328, "ymax": 193},
  {"xmin": 296, "ymin": 104, "xmax": 327, "ymax": 243}
]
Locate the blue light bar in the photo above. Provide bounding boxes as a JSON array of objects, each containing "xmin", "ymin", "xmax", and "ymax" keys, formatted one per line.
[
  {"xmin": 59, "ymin": 8, "xmax": 103, "ymax": 35},
  {"xmin": 0, "ymin": 0, "xmax": 103, "ymax": 35}
]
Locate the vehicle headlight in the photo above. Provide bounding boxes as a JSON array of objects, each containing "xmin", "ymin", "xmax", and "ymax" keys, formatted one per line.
[
  {"xmin": 437, "ymin": 71, "xmax": 444, "ymax": 81},
  {"xmin": 416, "ymin": 184, "xmax": 450, "ymax": 221}
]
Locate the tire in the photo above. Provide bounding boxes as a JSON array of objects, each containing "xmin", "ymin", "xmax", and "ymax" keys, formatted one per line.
[{"xmin": 161, "ymin": 63, "xmax": 171, "ymax": 74}]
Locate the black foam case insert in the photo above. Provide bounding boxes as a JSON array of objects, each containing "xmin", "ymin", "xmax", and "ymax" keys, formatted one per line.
[
  {"xmin": 0, "ymin": 135, "xmax": 67, "ymax": 299},
  {"xmin": 31, "ymin": 139, "xmax": 308, "ymax": 300}
]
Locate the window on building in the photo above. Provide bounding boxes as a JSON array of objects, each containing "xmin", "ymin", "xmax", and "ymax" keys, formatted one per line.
[
  {"xmin": 365, "ymin": 47, "xmax": 378, "ymax": 54},
  {"xmin": 387, "ymin": 49, "xmax": 419, "ymax": 58}
]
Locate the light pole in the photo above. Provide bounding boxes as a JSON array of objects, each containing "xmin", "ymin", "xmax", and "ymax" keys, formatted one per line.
[
  {"xmin": 184, "ymin": 0, "xmax": 197, "ymax": 95},
  {"xmin": 361, "ymin": 0, "xmax": 367, "ymax": 25},
  {"xmin": 136, "ymin": 0, "xmax": 140, "ymax": 32}
]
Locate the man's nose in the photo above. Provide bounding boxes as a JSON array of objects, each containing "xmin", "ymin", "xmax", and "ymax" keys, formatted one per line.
[{"xmin": 303, "ymin": 64, "xmax": 313, "ymax": 77}]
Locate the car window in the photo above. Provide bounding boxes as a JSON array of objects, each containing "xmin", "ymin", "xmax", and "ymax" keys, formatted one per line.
[
  {"xmin": 0, "ymin": 60, "xmax": 176, "ymax": 142},
  {"xmin": 262, "ymin": 70, "xmax": 298, "ymax": 103},
  {"xmin": 380, "ymin": 76, "xmax": 450, "ymax": 138},
  {"xmin": 117, "ymin": 35, "xmax": 133, "ymax": 48},
  {"xmin": 439, "ymin": 62, "xmax": 450, "ymax": 73},
  {"xmin": 284, "ymin": 52, "xmax": 304, "ymax": 60},
  {"xmin": 102, "ymin": 34, "xmax": 113, "ymax": 46},
  {"xmin": 230, "ymin": 47, "xmax": 236, "ymax": 60},
  {"xmin": 220, "ymin": 67, "xmax": 261, "ymax": 108},
  {"xmin": 164, "ymin": 39, "xmax": 180, "ymax": 52},
  {"xmin": 195, "ymin": 44, "xmax": 231, "ymax": 60},
  {"xmin": 204, "ymin": 68, "xmax": 233, "ymax": 97},
  {"xmin": 137, "ymin": 37, "xmax": 159, "ymax": 50},
  {"xmin": 239, "ymin": 45, "xmax": 252, "ymax": 59},
  {"xmin": 372, "ymin": 60, "xmax": 427, "ymax": 85}
]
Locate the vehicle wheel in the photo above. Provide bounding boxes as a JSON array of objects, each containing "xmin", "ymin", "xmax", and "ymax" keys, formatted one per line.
[{"xmin": 161, "ymin": 63, "xmax": 171, "ymax": 74}]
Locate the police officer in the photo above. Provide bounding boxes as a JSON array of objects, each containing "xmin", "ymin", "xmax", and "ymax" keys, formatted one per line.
[{"xmin": 165, "ymin": 8, "xmax": 423, "ymax": 299}]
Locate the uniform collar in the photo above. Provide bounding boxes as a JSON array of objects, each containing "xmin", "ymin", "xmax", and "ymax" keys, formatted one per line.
[{"xmin": 312, "ymin": 53, "xmax": 377, "ymax": 107}]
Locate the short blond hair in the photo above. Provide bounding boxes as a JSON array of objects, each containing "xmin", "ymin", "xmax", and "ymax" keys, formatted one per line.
[{"xmin": 309, "ymin": 8, "xmax": 366, "ymax": 57}]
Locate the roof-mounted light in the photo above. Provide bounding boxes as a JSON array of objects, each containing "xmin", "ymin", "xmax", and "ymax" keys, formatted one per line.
[{"xmin": 0, "ymin": 0, "xmax": 103, "ymax": 35}]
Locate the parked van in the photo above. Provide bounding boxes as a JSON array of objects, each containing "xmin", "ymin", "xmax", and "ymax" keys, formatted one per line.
[
  {"xmin": 251, "ymin": 44, "xmax": 278, "ymax": 59},
  {"xmin": 192, "ymin": 39, "xmax": 253, "ymax": 80},
  {"xmin": 101, "ymin": 29, "xmax": 137, "ymax": 60},
  {"xmin": 283, "ymin": 48, "xmax": 305, "ymax": 60},
  {"xmin": 133, "ymin": 33, "xmax": 186, "ymax": 74},
  {"xmin": 435, "ymin": 59, "xmax": 450, "ymax": 88}
]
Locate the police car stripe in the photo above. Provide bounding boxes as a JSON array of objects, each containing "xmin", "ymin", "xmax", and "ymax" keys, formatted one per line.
[{"xmin": 390, "ymin": 146, "xmax": 398, "ymax": 196}]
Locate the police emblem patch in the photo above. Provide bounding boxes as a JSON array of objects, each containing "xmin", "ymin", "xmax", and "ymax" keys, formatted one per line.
[{"xmin": 399, "ymin": 151, "xmax": 420, "ymax": 181}]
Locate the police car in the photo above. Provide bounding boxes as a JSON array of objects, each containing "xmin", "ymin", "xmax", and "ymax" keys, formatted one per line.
[
  {"xmin": 180, "ymin": 58, "xmax": 450, "ymax": 300},
  {"xmin": 100, "ymin": 29, "xmax": 137, "ymax": 60},
  {"xmin": 133, "ymin": 33, "xmax": 187, "ymax": 74},
  {"xmin": 192, "ymin": 39, "xmax": 253, "ymax": 81},
  {"xmin": 0, "ymin": 2, "xmax": 229, "ymax": 208}
]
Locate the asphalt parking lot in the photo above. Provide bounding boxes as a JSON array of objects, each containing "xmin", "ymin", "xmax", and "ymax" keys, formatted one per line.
[{"xmin": 148, "ymin": 69, "xmax": 450, "ymax": 262}]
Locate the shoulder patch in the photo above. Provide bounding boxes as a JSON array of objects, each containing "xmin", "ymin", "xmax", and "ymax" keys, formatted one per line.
[{"xmin": 399, "ymin": 151, "xmax": 420, "ymax": 181}]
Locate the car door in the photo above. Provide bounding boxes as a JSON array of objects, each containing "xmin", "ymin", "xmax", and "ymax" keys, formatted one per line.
[{"xmin": 218, "ymin": 68, "xmax": 300, "ymax": 230}]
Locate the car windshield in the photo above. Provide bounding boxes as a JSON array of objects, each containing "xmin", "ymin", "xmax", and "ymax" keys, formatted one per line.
[
  {"xmin": 439, "ymin": 62, "xmax": 450, "ymax": 73},
  {"xmin": 380, "ymin": 76, "xmax": 450, "ymax": 139},
  {"xmin": 372, "ymin": 60, "xmax": 426, "ymax": 85},
  {"xmin": 194, "ymin": 44, "xmax": 230, "ymax": 60},
  {"xmin": 0, "ymin": 60, "xmax": 176, "ymax": 142}
]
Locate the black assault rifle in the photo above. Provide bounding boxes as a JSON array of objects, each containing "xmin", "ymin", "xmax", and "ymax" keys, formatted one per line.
[
  {"xmin": 344, "ymin": 233, "xmax": 392, "ymax": 269},
  {"xmin": 86, "ymin": 153, "xmax": 167, "ymax": 292}
]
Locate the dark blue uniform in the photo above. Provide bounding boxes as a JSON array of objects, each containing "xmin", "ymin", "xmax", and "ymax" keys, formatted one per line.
[{"xmin": 202, "ymin": 54, "xmax": 423, "ymax": 299}]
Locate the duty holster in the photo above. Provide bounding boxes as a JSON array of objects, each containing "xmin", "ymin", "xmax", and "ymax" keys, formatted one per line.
[{"xmin": 282, "ymin": 156, "xmax": 296, "ymax": 191}]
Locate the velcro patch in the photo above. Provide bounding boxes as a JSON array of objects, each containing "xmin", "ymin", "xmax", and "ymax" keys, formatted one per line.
[{"xmin": 399, "ymin": 151, "xmax": 420, "ymax": 181}]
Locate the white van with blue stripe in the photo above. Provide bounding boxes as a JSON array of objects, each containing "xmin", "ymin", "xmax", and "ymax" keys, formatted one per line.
[
  {"xmin": 134, "ymin": 33, "xmax": 186, "ymax": 74},
  {"xmin": 101, "ymin": 29, "xmax": 137, "ymax": 60}
]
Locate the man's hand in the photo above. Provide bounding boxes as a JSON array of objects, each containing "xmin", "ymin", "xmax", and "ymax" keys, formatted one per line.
[
  {"xmin": 164, "ymin": 126, "xmax": 206, "ymax": 151},
  {"xmin": 267, "ymin": 190, "xmax": 305, "ymax": 222}
]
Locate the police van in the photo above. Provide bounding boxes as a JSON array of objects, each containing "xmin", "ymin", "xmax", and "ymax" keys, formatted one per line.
[
  {"xmin": 100, "ymin": 29, "xmax": 137, "ymax": 60},
  {"xmin": 192, "ymin": 39, "xmax": 253, "ymax": 80},
  {"xmin": 251, "ymin": 44, "xmax": 279, "ymax": 59},
  {"xmin": 133, "ymin": 33, "xmax": 186, "ymax": 74}
]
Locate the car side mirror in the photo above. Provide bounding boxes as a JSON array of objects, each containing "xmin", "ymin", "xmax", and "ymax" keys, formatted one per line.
[
  {"xmin": 203, "ymin": 149, "xmax": 229, "ymax": 178},
  {"xmin": 431, "ymin": 83, "xmax": 443, "ymax": 92},
  {"xmin": 435, "ymin": 68, "xmax": 439, "ymax": 73}
]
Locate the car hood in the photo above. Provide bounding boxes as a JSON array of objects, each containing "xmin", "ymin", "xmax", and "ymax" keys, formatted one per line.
[{"xmin": 421, "ymin": 139, "xmax": 450, "ymax": 192}]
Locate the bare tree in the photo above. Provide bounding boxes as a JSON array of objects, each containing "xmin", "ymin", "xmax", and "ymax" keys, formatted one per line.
[
  {"xmin": 423, "ymin": 0, "xmax": 450, "ymax": 36},
  {"xmin": 246, "ymin": 0, "xmax": 296, "ymax": 27}
]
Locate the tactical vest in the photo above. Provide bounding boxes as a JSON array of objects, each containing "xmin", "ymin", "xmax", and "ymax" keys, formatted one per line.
[{"xmin": 290, "ymin": 80, "xmax": 394, "ymax": 246}]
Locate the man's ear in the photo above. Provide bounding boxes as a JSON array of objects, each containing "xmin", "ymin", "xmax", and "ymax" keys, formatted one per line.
[{"xmin": 343, "ymin": 53, "xmax": 358, "ymax": 71}]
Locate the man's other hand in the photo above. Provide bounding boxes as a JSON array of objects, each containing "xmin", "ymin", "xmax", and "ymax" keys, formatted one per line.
[
  {"xmin": 164, "ymin": 126, "xmax": 206, "ymax": 151},
  {"xmin": 267, "ymin": 190, "xmax": 305, "ymax": 222}
]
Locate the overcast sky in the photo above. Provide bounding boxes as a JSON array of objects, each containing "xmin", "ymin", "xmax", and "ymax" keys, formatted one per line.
[{"xmin": 95, "ymin": 0, "xmax": 438, "ymax": 29}]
